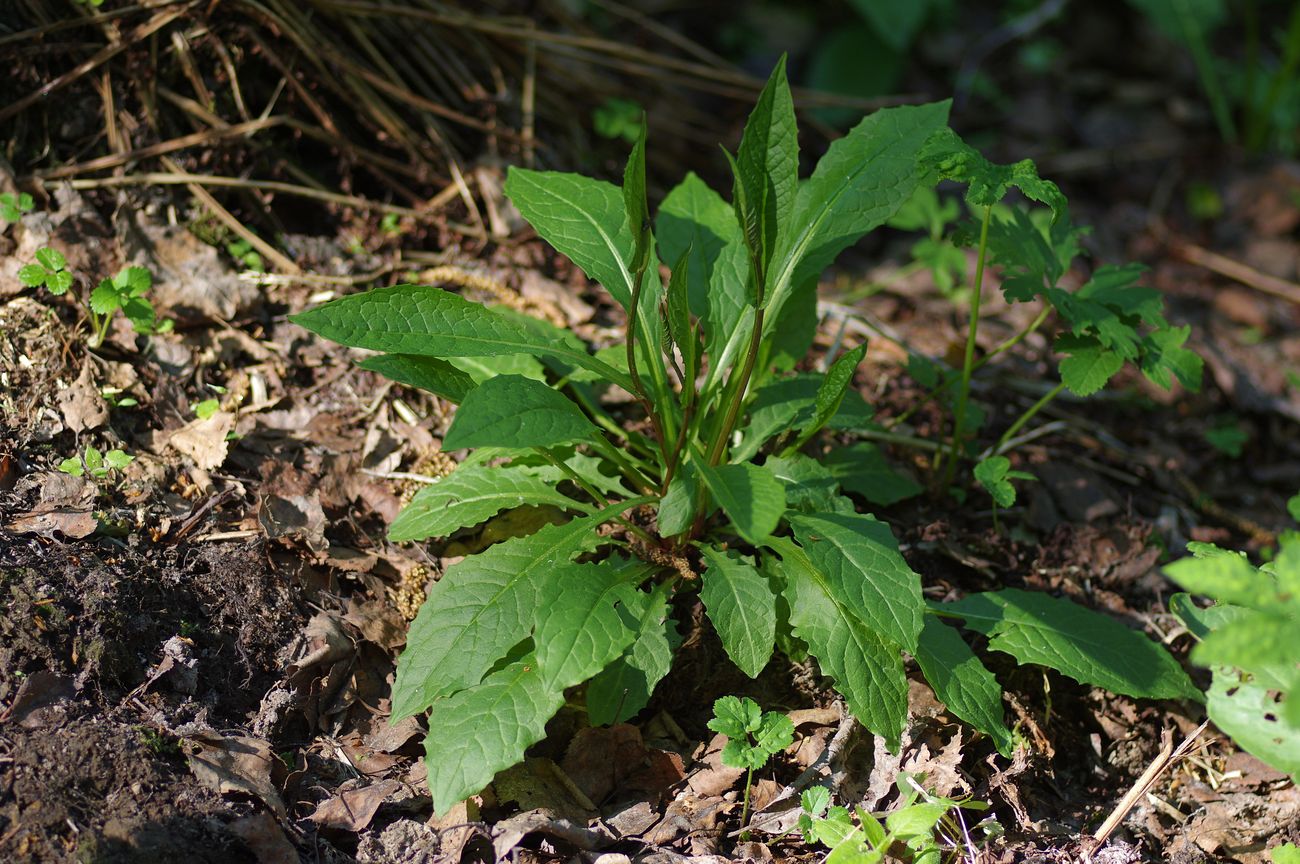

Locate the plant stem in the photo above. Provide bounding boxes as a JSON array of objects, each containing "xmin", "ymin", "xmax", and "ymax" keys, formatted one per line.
[
  {"xmin": 991, "ymin": 380, "xmax": 1066, "ymax": 456},
  {"xmin": 536, "ymin": 449, "xmax": 607, "ymax": 509},
  {"xmin": 704, "ymin": 306, "xmax": 765, "ymax": 467},
  {"xmin": 941, "ymin": 203, "xmax": 993, "ymax": 489},
  {"xmin": 739, "ymin": 766, "xmax": 754, "ymax": 841},
  {"xmin": 591, "ymin": 436, "xmax": 657, "ymax": 496},
  {"xmin": 624, "ymin": 269, "xmax": 672, "ymax": 463},
  {"xmin": 886, "ymin": 304, "xmax": 1051, "ymax": 431}
]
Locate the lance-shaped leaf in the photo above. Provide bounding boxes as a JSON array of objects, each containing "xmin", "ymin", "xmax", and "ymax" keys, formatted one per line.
[
  {"xmin": 699, "ymin": 547, "xmax": 777, "ymax": 678},
  {"xmin": 587, "ymin": 582, "xmax": 679, "ymax": 725},
  {"xmin": 623, "ymin": 121, "xmax": 651, "ymax": 278},
  {"xmin": 504, "ymin": 167, "xmax": 637, "ymax": 311},
  {"xmin": 773, "ymin": 537, "xmax": 907, "ymax": 748},
  {"xmin": 791, "ymin": 342, "xmax": 867, "ymax": 448},
  {"xmin": 698, "ymin": 462, "xmax": 786, "ymax": 544},
  {"xmin": 664, "ymin": 249, "xmax": 699, "ymax": 386},
  {"xmin": 358, "ymin": 354, "xmax": 475, "ymax": 404},
  {"xmin": 443, "ymin": 374, "xmax": 600, "ymax": 450},
  {"xmin": 424, "ymin": 656, "xmax": 565, "ymax": 815},
  {"xmin": 770, "ymin": 100, "xmax": 951, "ymax": 319},
  {"xmin": 290, "ymin": 285, "xmax": 633, "ymax": 391},
  {"xmin": 914, "ymin": 616, "xmax": 1014, "ymax": 756},
  {"xmin": 388, "ymin": 460, "xmax": 585, "ymax": 542},
  {"xmin": 391, "ymin": 511, "xmax": 613, "ymax": 719},
  {"xmin": 731, "ymin": 54, "xmax": 798, "ymax": 289},
  {"xmin": 945, "ymin": 589, "xmax": 1201, "ymax": 701},
  {"xmin": 535, "ymin": 558, "xmax": 650, "ymax": 690},
  {"xmin": 788, "ymin": 512, "xmax": 924, "ymax": 652}
]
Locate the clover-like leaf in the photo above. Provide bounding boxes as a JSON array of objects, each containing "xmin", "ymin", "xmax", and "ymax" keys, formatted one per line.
[{"xmin": 973, "ymin": 456, "xmax": 1034, "ymax": 508}]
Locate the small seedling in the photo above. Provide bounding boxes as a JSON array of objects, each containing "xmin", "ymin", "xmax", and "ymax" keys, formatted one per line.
[
  {"xmin": 59, "ymin": 445, "xmax": 133, "ymax": 478},
  {"xmin": 592, "ymin": 97, "xmax": 643, "ymax": 143},
  {"xmin": 1, "ymin": 192, "xmax": 33, "ymax": 224},
  {"xmin": 19, "ymin": 247, "xmax": 74, "ymax": 294},
  {"xmin": 1204, "ymin": 416, "xmax": 1248, "ymax": 458},
  {"xmin": 100, "ymin": 387, "xmax": 138, "ymax": 409},
  {"xmin": 974, "ymin": 455, "xmax": 1035, "ymax": 528},
  {"xmin": 225, "ymin": 238, "xmax": 265, "ymax": 272},
  {"xmin": 380, "ymin": 213, "xmax": 403, "ymax": 236},
  {"xmin": 193, "ymin": 398, "xmax": 221, "ymax": 420},
  {"xmin": 708, "ymin": 696, "xmax": 794, "ymax": 839}
]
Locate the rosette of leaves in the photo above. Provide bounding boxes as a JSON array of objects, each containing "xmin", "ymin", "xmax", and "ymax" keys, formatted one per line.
[
  {"xmin": 1167, "ymin": 533, "xmax": 1300, "ymax": 778},
  {"xmin": 294, "ymin": 59, "xmax": 1200, "ymax": 814}
]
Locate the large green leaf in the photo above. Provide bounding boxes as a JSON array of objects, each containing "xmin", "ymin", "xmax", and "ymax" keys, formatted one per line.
[
  {"xmin": 914, "ymin": 617, "xmax": 1014, "ymax": 756},
  {"xmin": 391, "ymin": 511, "xmax": 612, "ymax": 719},
  {"xmin": 534, "ymin": 558, "xmax": 650, "ymax": 691},
  {"xmin": 732, "ymin": 54, "xmax": 798, "ymax": 288},
  {"xmin": 698, "ymin": 462, "xmax": 786, "ymax": 544},
  {"xmin": 423, "ymin": 656, "xmax": 565, "ymax": 815},
  {"xmin": 388, "ymin": 461, "xmax": 584, "ymax": 542},
  {"xmin": 1206, "ymin": 668, "xmax": 1300, "ymax": 778},
  {"xmin": 503, "ymin": 167, "xmax": 637, "ymax": 310},
  {"xmin": 774, "ymin": 537, "xmax": 907, "ymax": 748},
  {"xmin": 699, "ymin": 547, "xmax": 777, "ymax": 678},
  {"xmin": 765, "ymin": 453, "xmax": 855, "ymax": 515},
  {"xmin": 290, "ymin": 285, "xmax": 632, "ymax": 391},
  {"xmin": 768, "ymin": 101, "xmax": 951, "ymax": 322},
  {"xmin": 358, "ymin": 354, "xmax": 475, "ymax": 404},
  {"xmin": 657, "ymin": 173, "xmax": 748, "ymax": 343},
  {"xmin": 822, "ymin": 442, "xmax": 923, "ymax": 506},
  {"xmin": 945, "ymin": 589, "xmax": 1200, "ymax": 701},
  {"xmin": 587, "ymin": 582, "xmax": 679, "ymax": 725},
  {"xmin": 443, "ymin": 375, "xmax": 600, "ymax": 450},
  {"xmin": 788, "ymin": 512, "xmax": 924, "ymax": 651}
]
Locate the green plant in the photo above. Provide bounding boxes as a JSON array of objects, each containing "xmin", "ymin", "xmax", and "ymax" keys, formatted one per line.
[
  {"xmin": 293, "ymin": 59, "xmax": 1201, "ymax": 815},
  {"xmin": 886, "ymin": 187, "xmax": 967, "ymax": 299},
  {"xmin": 1166, "ymin": 528, "xmax": 1300, "ymax": 778},
  {"xmin": 193, "ymin": 398, "xmax": 220, "ymax": 420},
  {"xmin": 799, "ymin": 774, "xmax": 993, "ymax": 864},
  {"xmin": 1204, "ymin": 416, "xmax": 1248, "ymax": 457},
  {"xmin": 1, "ymin": 192, "xmax": 33, "ymax": 224},
  {"xmin": 1273, "ymin": 843, "xmax": 1300, "ymax": 864},
  {"xmin": 19, "ymin": 248, "xmax": 74, "ymax": 294},
  {"xmin": 59, "ymin": 445, "xmax": 133, "ymax": 478},
  {"xmin": 225, "ymin": 238, "xmax": 265, "ymax": 272},
  {"xmin": 592, "ymin": 97, "xmax": 643, "ymax": 143},
  {"xmin": 21, "ymin": 251, "xmax": 171, "ymax": 349},
  {"xmin": 708, "ymin": 696, "xmax": 794, "ymax": 838}
]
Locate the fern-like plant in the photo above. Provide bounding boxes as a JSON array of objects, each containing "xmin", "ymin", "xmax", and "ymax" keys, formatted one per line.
[{"xmin": 293, "ymin": 59, "xmax": 1200, "ymax": 814}]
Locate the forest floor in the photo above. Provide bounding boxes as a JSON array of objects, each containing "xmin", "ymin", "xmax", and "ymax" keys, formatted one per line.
[{"xmin": 3, "ymin": 7, "xmax": 1300, "ymax": 864}]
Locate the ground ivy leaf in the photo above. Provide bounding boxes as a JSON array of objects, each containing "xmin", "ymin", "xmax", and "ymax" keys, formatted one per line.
[
  {"xmin": 699, "ymin": 547, "xmax": 777, "ymax": 678},
  {"xmin": 946, "ymin": 588, "xmax": 1201, "ymax": 701},
  {"xmin": 388, "ymin": 461, "xmax": 584, "ymax": 542},
  {"xmin": 698, "ymin": 462, "xmax": 786, "ymax": 544},
  {"xmin": 443, "ymin": 374, "xmax": 599, "ymax": 450},
  {"xmin": 776, "ymin": 101, "xmax": 951, "ymax": 311},
  {"xmin": 503, "ymin": 167, "xmax": 637, "ymax": 310},
  {"xmin": 391, "ymin": 511, "xmax": 612, "ymax": 719},
  {"xmin": 289, "ymin": 285, "xmax": 633, "ymax": 392},
  {"xmin": 774, "ymin": 537, "xmax": 907, "ymax": 749},
  {"xmin": 587, "ymin": 582, "xmax": 679, "ymax": 725},
  {"xmin": 535, "ymin": 558, "xmax": 649, "ymax": 691},
  {"xmin": 821, "ymin": 441, "xmax": 923, "ymax": 506},
  {"xmin": 1056, "ymin": 334, "xmax": 1123, "ymax": 396},
  {"xmin": 788, "ymin": 512, "xmax": 924, "ymax": 652},
  {"xmin": 358, "ymin": 354, "xmax": 475, "ymax": 404},
  {"xmin": 423, "ymin": 656, "xmax": 566, "ymax": 816},
  {"xmin": 914, "ymin": 617, "xmax": 1014, "ymax": 756}
]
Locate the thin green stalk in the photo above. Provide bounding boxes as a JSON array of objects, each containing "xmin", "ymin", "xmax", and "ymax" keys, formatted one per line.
[
  {"xmin": 992, "ymin": 380, "xmax": 1066, "ymax": 456},
  {"xmin": 941, "ymin": 204, "xmax": 993, "ymax": 489},
  {"xmin": 624, "ymin": 269, "xmax": 672, "ymax": 464},
  {"xmin": 739, "ymin": 766, "xmax": 754, "ymax": 841},
  {"xmin": 887, "ymin": 304, "xmax": 1052, "ymax": 432},
  {"xmin": 591, "ymin": 436, "xmax": 657, "ymax": 496},
  {"xmin": 660, "ymin": 394, "xmax": 695, "ymax": 492},
  {"xmin": 704, "ymin": 307, "xmax": 765, "ymax": 467}
]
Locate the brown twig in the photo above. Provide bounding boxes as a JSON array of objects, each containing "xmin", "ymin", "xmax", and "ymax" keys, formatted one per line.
[{"xmin": 1169, "ymin": 237, "xmax": 1300, "ymax": 306}]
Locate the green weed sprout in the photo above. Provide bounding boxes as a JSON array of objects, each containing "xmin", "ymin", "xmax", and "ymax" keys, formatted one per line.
[
  {"xmin": 19, "ymin": 248, "xmax": 74, "ymax": 294},
  {"xmin": 59, "ymin": 445, "xmax": 133, "ymax": 478},
  {"xmin": 708, "ymin": 696, "xmax": 794, "ymax": 838},
  {"xmin": 20, "ymin": 250, "xmax": 170, "ymax": 349},
  {"xmin": 1, "ymin": 192, "xmax": 34, "ymax": 224}
]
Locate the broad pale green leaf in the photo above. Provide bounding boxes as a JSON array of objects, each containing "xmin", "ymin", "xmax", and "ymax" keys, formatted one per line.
[
  {"xmin": 765, "ymin": 453, "xmax": 855, "ymax": 514},
  {"xmin": 945, "ymin": 589, "xmax": 1200, "ymax": 700},
  {"xmin": 774, "ymin": 537, "xmax": 907, "ymax": 748},
  {"xmin": 1056, "ymin": 334, "xmax": 1123, "ymax": 396},
  {"xmin": 1206, "ymin": 668, "xmax": 1300, "ymax": 778},
  {"xmin": 535, "ymin": 558, "xmax": 649, "ymax": 690},
  {"xmin": 587, "ymin": 582, "xmax": 679, "ymax": 725},
  {"xmin": 503, "ymin": 167, "xmax": 637, "ymax": 310},
  {"xmin": 708, "ymin": 695, "xmax": 763, "ymax": 739},
  {"xmin": 391, "ymin": 511, "xmax": 612, "ymax": 719},
  {"xmin": 1168, "ymin": 593, "xmax": 1253, "ymax": 642},
  {"xmin": 1164, "ymin": 546, "xmax": 1274, "ymax": 609},
  {"xmin": 36, "ymin": 247, "xmax": 65, "ymax": 271},
  {"xmin": 788, "ymin": 512, "xmax": 923, "ymax": 651},
  {"xmin": 18, "ymin": 264, "xmax": 46, "ymax": 287},
  {"xmin": 914, "ymin": 617, "xmax": 1014, "ymax": 756},
  {"xmin": 423, "ymin": 656, "xmax": 566, "ymax": 815},
  {"xmin": 443, "ymin": 374, "xmax": 599, "ymax": 450},
  {"xmin": 733, "ymin": 54, "xmax": 798, "ymax": 287},
  {"xmin": 388, "ymin": 461, "xmax": 583, "ymax": 542},
  {"xmin": 657, "ymin": 467, "xmax": 698, "ymax": 536},
  {"xmin": 1194, "ymin": 613, "xmax": 1296, "ymax": 677},
  {"xmin": 699, "ymin": 462, "xmax": 786, "ymax": 544},
  {"xmin": 359, "ymin": 354, "xmax": 475, "ymax": 403},
  {"xmin": 821, "ymin": 441, "xmax": 923, "ymax": 507},
  {"xmin": 771, "ymin": 101, "xmax": 951, "ymax": 320},
  {"xmin": 699, "ymin": 547, "xmax": 777, "ymax": 678},
  {"xmin": 290, "ymin": 285, "xmax": 632, "ymax": 391},
  {"xmin": 449, "ymin": 352, "xmax": 546, "ymax": 383}
]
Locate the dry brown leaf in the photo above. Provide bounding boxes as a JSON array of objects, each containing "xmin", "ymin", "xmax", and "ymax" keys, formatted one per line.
[
  {"xmin": 685, "ymin": 732, "xmax": 745, "ymax": 798},
  {"xmin": 185, "ymin": 733, "xmax": 285, "ymax": 817},
  {"xmin": 57, "ymin": 363, "xmax": 107, "ymax": 434},
  {"xmin": 169, "ymin": 411, "xmax": 235, "ymax": 470},
  {"xmin": 228, "ymin": 812, "xmax": 298, "ymax": 864},
  {"xmin": 258, "ymin": 489, "xmax": 327, "ymax": 552},
  {"xmin": 493, "ymin": 757, "xmax": 597, "ymax": 822},
  {"xmin": 309, "ymin": 778, "xmax": 402, "ymax": 832},
  {"xmin": 560, "ymin": 724, "xmax": 685, "ymax": 805}
]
